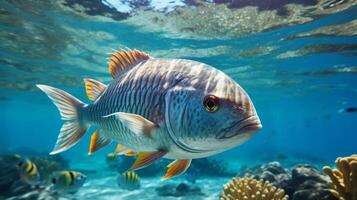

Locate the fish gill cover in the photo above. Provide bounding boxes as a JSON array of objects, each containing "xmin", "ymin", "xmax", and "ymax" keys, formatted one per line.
[{"xmin": 0, "ymin": 0, "xmax": 356, "ymax": 199}]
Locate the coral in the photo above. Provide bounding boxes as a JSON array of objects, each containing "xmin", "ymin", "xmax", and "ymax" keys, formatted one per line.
[
  {"xmin": 220, "ymin": 177, "xmax": 288, "ymax": 200},
  {"xmin": 323, "ymin": 155, "xmax": 357, "ymax": 200}
]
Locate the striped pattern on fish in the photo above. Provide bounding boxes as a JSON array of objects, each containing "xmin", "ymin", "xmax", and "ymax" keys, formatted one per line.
[{"xmin": 37, "ymin": 49, "xmax": 262, "ymax": 180}]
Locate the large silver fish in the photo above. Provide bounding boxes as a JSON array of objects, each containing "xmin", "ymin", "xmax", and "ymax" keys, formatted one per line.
[{"xmin": 37, "ymin": 49, "xmax": 262, "ymax": 180}]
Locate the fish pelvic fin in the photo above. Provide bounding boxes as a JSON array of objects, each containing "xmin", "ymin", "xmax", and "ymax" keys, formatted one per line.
[
  {"xmin": 108, "ymin": 49, "xmax": 150, "ymax": 78},
  {"xmin": 84, "ymin": 78, "xmax": 107, "ymax": 101},
  {"xmin": 129, "ymin": 151, "xmax": 167, "ymax": 171},
  {"xmin": 88, "ymin": 130, "xmax": 111, "ymax": 155},
  {"xmin": 162, "ymin": 159, "xmax": 192, "ymax": 181},
  {"xmin": 104, "ymin": 112, "xmax": 158, "ymax": 138},
  {"xmin": 36, "ymin": 84, "xmax": 88, "ymax": 155},
  {"xmin": 113, "ymin": 144, "xmax": 137, "ymax": 156}
]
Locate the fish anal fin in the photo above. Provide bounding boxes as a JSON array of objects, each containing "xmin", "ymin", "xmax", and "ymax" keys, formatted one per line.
[
  {"xmin": 104, "ymin": 112, "xmax": 158, "ymax": 138},
  {"xmin": 129, "ymin": 151, "xmax": 166, "ymax": 171},
  {"xmin": 88, "ymin": 130, "xmax": 111, "ymax": 155},
  {"xmin": 124, "ymin": 150, "xmax": 137, "ymax": 156},
  {"xmin": 84, "ymin": 79, "xmax": 107, "ymax": 101},
  {"xmin": 162, "ymin": 159, "xmax": 192, "ymax": 181},
  {"xmin": 108, "ymin": 49, "xmax": 150, "ymax": 78}
]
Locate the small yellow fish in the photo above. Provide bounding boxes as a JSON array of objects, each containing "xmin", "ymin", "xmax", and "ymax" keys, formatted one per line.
[
  {"xmin": 117, "ymin": 171, "xmax": 140, "ymax": 191},
  {"xmin": 16, "ymin": 156, "xmax": 40, "ymax": 185},
  {"xmin": 51, "ymin": 171, "xmax": 86, "ymax": 193}
]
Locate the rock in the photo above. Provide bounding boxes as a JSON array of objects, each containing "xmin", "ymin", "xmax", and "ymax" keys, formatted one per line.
[
  {"xmin": 293, "ymin": 189, "xmax": 337, "ymax": 200},
  {"xmin": 289, "ymin": 164, "xmax": 337, "ymax": 200},
  {"xmin": 238, "ymin": 162, "xmax": 338, "ymax": 200},
  {"xmin": 291, "ymin": 164, "xmax": 331, "ymax": 186},
  {"xmin": 240, "ymin": 161, "xmax": 291, "ymax": 189},
  {"xmin": 156, "ymin": 183, "xmax": 204, "ymax": 197}
]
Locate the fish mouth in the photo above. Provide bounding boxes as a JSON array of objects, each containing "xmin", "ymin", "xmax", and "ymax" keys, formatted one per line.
[{"xmin": 217, "ymin": 115, "xmax": 262, "ymax": 139}]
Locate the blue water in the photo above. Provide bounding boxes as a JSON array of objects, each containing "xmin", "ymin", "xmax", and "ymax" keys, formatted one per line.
[{"xmin": 1, "ymin": 1, "xmax": 357, "ymax": 199}]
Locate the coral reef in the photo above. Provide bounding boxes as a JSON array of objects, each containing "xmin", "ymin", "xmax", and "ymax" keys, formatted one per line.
[
  {"xmin": 323, "ymin": 155, "xmax": 357, "ymax": 200},
  {"xmin": 220, "ymin": 177, "xmax": 288, "ymax": 200},
  {"xmin": 156, "ymin": 183, "xmax": 204, "ymax": 197},
  {"xmin": 240, "ymin": 162, "xmax": 338, "ymax": 200}
]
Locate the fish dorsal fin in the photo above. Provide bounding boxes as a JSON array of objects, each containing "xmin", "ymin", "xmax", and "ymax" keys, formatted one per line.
[
  {"xmin": 108, "ymin": 49, "xmax": 150, "ymax": 78},
  {"xmin": 88, "ymin": 130, "xmax": 111, "ymax": 155},
  {"xmin": 84, "ymin": 79, "xmax": 107, "ymax": 101}
]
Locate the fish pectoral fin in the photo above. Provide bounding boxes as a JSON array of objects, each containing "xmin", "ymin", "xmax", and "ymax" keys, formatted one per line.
[
  {"xmin": 84, "ymin": 78, "xmax": 107, "ymax": 101},
  {"xmin": 129, "ymin": 151, "xmax": 167, "ymax": 171},
  {"xmin": 108, "ymin": 49, "xmax": 151, "ymax": 78},
  {"xmin": 104, "ymin": 112, "xmax": 158, "ymax": 138},
  {"xmin": 162, "ymin": 159, "xmax": 192, "ymax": 181},
  {"xmin": 88, "ymin": 130, "xmax": 111, "ymax": 155},
  {"xmin": 114, "ymin": 144, "xmax": 126, "ymax": 155}
]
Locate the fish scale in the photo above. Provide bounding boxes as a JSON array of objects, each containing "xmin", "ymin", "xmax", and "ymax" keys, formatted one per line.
[{"xmin": 85, "ymin": 62, "xmax": 174, "ymax": 150}]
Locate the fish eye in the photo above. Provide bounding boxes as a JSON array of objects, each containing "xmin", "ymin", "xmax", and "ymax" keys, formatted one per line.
[{"xmin": 203, "ymin": 95, "xmax": 219, "ymax": 112}]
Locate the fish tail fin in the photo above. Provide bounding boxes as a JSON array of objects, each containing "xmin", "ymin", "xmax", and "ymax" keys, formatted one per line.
[{"xmin": 36, "ymin": 84, "xmax": 88, "ymax": 155}]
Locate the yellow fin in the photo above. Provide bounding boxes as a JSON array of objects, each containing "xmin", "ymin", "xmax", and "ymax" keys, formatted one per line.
[
  {"xmin": 162, "ymin": 159, "xmax": 192, "ymax": 181},
  {"xmin": 108, "ymin": 49, "xmax": 150, "ymax": 78},
  {"xmin": 113, "ymin": 144, "xmax": 137, "ymax": 156},
  {"xmin": 124, "ymin": 150, "xmax": 137, "ymax": 156},
  {"xmin": 129, "ymin": 151, "xmax": 166, "ymax": 171},
  {"xmin": 88, "ymin": 130, "xmax": 111, "ymax": 155},
  {"xmin": 84, "ymin": 78, "xmax": 107, "ymax": 101},
  {"xmin": 114, "ymin": 144, "xmax": 126, "ymax": 155}
]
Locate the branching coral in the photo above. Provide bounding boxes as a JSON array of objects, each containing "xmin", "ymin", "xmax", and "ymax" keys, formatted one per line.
[
  {"xmin": 220, "ymin": 177, "xmax": 288, "ymax": 200},
  {"xmin": 323, "ymin": 154, "xmax": 357, "ymax": 200}
]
